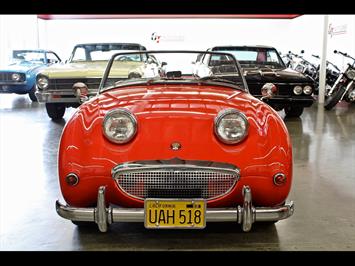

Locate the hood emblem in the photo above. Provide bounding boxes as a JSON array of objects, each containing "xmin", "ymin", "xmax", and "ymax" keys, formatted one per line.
[{"xmin": 170, "ymin": 142, "xmax": 182, "ymax": 151}]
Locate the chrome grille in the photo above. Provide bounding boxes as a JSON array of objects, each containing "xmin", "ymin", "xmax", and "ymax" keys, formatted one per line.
[{"xmin": 112, "ymin": 162, "xmax": 240, "ymax": 200}]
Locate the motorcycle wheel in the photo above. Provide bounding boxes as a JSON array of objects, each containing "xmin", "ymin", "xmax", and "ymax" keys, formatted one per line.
[{"xmin": 324, "ymin": 86, "xmax": 346, "ymax": 110}]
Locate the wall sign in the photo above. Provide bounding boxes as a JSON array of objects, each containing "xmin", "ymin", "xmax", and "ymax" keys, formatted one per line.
[
  {"xmin": 151, "ymin": 32, "xmax": 184, "ymax": 43},
  {"xmin": 328, "ymin": 23, "xmax": 347, "ymax": 38}
]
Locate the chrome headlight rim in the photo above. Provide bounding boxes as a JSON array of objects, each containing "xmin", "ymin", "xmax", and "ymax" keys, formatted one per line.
[
  {"xmin": 303, "ymin": 85, "xmax": 313, "ymax": 95},
  {"xmin": 102, "ymin": 108, "xmax": 138, "ymax": 144},
  {"xmin": 293, "ymin": 85, "xmax": 303, "ymax": 95},
  {"xmin": 37, "ymin": 75, "xmax": 49, "ymax": 90},
  {"xmin": 11, "ymin": 73, "xmax": 21, "ymax": 81},
  {"xmin": 346, "ymin": 69, "xmax": 355, "ymax": 80},
  {"xmin": 214, "ymin": 108, "xmax": 249, "ymax": 145}
]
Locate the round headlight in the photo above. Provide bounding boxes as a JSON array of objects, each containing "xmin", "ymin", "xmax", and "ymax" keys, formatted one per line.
[
  {"xmin": 214, "ymin": 109, "xmax": 249, "ymax": 144},
  {"xmin": 37, "ymin": 76, "xmax": 49, "ymax": 90},
  {"xmin": 346, "ymin": 69, "xmax": 355, "ymax": 80},
  {"xmin": 11, "ymin": 73, "xmax": 21, "ymax": 81},
  {"xmin": 102, "ymin": 109, "xmax": 137, "ymax": 144},
  {"xmin": 303, "ymin": 85, "xmax": 313, "ymax": 95},
  {"xmin": 293, "ymin": 85, "xmax": 303, "ymax": 95}
]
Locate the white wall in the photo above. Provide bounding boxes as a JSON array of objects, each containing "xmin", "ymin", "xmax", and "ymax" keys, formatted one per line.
[
  {"xmin": 1, "ymin": 15, "xmax": 355, "ymax": 72},
  {"xmin": 0, "ymin": 15, "xmax": 39, "ymax": 66},
  {"xmin": 38, "ymin": 18, "xmax": 295, "ymax": 61},
  {"xmin": 327, "ymin": 15, "xmax": 355, "ymax": 71}
]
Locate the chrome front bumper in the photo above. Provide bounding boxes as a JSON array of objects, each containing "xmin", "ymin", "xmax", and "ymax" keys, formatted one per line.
[
  {"xmin": 56, "ymin": 185, "xmax": 294, "ymax": 232},
  {"xmin": 35, "ymin": 90, "xmax": 97, "ymax": 103}
]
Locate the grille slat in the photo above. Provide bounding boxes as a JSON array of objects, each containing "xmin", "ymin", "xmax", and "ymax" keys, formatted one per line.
[{"xmin": 114, "ymin": 166, "xmax": 239, "ymax": 200}]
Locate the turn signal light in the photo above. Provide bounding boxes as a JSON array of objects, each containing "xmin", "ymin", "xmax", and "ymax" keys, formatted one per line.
[
  {"xmin": 273, "ymin": 173, "xmax": 287, "ymax": 186},
  {"xmin": 65, "ymin": 173, "xmax": 79, "ymax": 186}
]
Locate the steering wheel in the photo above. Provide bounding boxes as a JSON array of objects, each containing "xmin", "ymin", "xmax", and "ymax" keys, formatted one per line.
[{"xmin": 117, "ymin": 55, "xmax": 133, "ymax": 61}]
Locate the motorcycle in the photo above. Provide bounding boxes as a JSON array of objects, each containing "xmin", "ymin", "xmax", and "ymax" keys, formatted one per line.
[
  {"xmin": 324, "ymin": 50, "xmax": 355, "ymax": 110},
  {"xmin": 310, "ymin": 54, "xmax": 340, "ymax": 92},
  {"xmin": 283, "ymin": 50, "xmax": 318, "ymax": 79},
  {"xmin": 284, "ymin": 50, "xmax": 341, "ymax": 94}
]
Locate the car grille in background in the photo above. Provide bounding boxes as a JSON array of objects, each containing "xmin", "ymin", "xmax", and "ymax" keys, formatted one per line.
[
  {"xmin": 51, "ymin": 78, "xmax": 102, "ymax": 90},
  {"xmin": 113, "ymin": 164, "xmax": 240, "ymax": 200},
  {"xmin": 0, "ymin": 72, "xmax": 26, "ymax": 82}
]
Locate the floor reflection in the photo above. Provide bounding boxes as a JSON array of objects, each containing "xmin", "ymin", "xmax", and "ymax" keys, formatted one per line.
[{"xmin": 73, "ymin": 222, "xmax": 280, "ymax": 251}]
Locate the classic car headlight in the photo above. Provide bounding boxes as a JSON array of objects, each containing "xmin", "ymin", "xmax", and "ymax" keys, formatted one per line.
[
  {"xmin": 103, "ymin": 109, "xmax": 137, "ymax": 144},
  {"xmin": 214, "ymin": 109, "xmax": 249, "ymax": 144},
  {"xmin": 303, "ymin": 85, "xmax": 313, "ymax": 95},
  {"xmin": 37, "ymin": 76, "xmax": 49, "ymax": 90},
  {"xmin": 11, "ymin": 73, "xmax": 21, "ymax": 81},
  {"xmin": 346, "ymin": 69, "xmax": 355, "ymax": 80},
  {"xmin": 293, "ymin": 85, "xmax": 303, "ymax": 95}
]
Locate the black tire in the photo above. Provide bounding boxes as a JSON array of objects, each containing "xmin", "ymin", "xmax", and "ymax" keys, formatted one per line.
[
  {"xmin": 71, "ymin": 221, "xmax": 95, "ymax": 227},
  {"xmin": 45, "ymin": 103, "xmax": 66, "ymax": 120},
  {"xmin": 28, "ymin": 86, "xmax": 38, "ymax": 102},
  {"xmin": 324, "ymin": 86, "xmax": 346, "ymax": 110},
  {"xmin": 264, "ymin": 220, "xmax": 278, "ymax": 224},
  {"xmin": 284, "ymin": 106, "xmax": 304, "ymax": 117}
]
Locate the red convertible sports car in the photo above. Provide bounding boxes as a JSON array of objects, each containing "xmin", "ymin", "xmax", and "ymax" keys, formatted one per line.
[{"xmin": 56, "ymin": 51, "xmax": 294, "ymax": 232}]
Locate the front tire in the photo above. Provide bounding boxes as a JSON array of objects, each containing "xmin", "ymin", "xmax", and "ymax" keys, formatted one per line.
[
  {"xmin": 71, "ymin": 221, "xmax": 96, "ymax": 227},
  {"xmin": 45, "ymin": 103, "xmax": 65, "ymax": 120},
  {"xmin": 324, "ymin": 86, "xmax": 346, "ymax": 110},
  {"xmin": 284, "ymin": 106, "xmax": 304, "ymax": 117},
  {"xmin": 28, "ymin": 86, "xmax": 38, "ymax": 102}
]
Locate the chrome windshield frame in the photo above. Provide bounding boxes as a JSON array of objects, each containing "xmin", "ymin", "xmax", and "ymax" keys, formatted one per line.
[{"xmin": 98, "ymin": 50, "xmax": 249, "ymax": 94}]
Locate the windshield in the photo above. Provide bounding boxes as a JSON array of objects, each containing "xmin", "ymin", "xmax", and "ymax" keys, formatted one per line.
[
  {"xmin": 69, "ymin": 43, "xmax": 146, "ymax": 62},
  {"xmin": 212, "ymin": 47, "xmax": 286, "ymax": 69},
  {"xmin": 12, "ymin": 50, "xmax": 46, "ymax": 64},
  {"xmin": 99, "ymin": 51, "xmax": 247, "ymax": 93}
]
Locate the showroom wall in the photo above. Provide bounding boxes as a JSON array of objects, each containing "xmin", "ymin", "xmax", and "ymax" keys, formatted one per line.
[
  {"xmin": 37, "ymin": 17, "xmax": 294, "ymax": 60},
  {"xmin": 0, "ymin": 15, "xmax": 39, "ymax": 66},
  {"xmin": 1, "ymin": 15, "xmax": 355, "ymax": 71}
]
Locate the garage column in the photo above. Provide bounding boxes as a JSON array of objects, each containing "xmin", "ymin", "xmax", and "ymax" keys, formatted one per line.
[{"xmin": 318, "ymin": 15, "xmax": 329, "ymax": 105}]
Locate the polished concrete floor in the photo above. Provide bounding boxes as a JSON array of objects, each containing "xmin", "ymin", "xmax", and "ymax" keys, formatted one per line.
[{"xmin": 0, "ymin": 94, "xmax": 355, "ymax": 251}]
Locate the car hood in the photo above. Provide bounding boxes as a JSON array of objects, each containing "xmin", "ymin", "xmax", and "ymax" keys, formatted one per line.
[
  {"xmin": 242, "ymin": 67, "xmax": 313, "ymax": 83},
  {"xmin": 0, "ymin": 61, "xmax": 44, "ymax": 73},
  {"xmin": 41, "ymin": 61, "xmax": 144, "ymax": 79},
  {"xmin": 92, "ymin": 85, "xmax": 276, "ymax": 133}
]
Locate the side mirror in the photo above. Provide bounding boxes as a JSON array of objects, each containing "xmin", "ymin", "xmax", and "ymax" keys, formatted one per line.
[{"xmin": 161, "ymin": 62, "xmax": 167, "ymax": 67}]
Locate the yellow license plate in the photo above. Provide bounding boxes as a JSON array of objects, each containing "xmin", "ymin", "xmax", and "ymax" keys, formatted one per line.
[{"xmin": 144, "ymin": 199, "xmax": 206, "ymax": 229}]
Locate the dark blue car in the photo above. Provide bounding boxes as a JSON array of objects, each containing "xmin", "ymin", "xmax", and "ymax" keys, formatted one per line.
[{"xmin": 0, "ymin": 49, "xmax": 61, "ymax": 102}]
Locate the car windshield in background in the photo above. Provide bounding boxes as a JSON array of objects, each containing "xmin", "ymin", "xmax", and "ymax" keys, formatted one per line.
[
  {"xmin": 99, "ymin": 51, "xmax": 247, "ymax": 92},
  {"xmin": 70, "ymin": 43, "xmax": 146, "ymax": 62},
  {"xmin": 12, "ymin": 50, "xmax": 46, "ymax": 63},
  {"xmin": 212, "ymin": 47, "xmax": 286, "ymax": 69}
]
